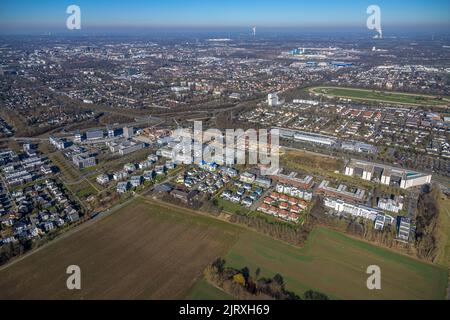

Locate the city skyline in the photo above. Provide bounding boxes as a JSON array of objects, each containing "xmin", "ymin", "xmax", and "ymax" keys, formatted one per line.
[{"xmin": 1, "ymin": 0, "xmax": 450, "ymax": 33}]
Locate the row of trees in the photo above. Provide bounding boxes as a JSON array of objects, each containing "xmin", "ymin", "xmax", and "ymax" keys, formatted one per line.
[
  {"xmin": 204, "ymin": 258, "xmax": 328, "ymax": 300},
  {"xmin": 229, "ymin": 214, "xmax": 312, "ymax": 246},
  {"xmin": 0, "ymin": 240, "xmax": 32, "ymax": 266},
  {"xmin": 415, "ymin": 186, "xmax": 442, "ymax": 262}
]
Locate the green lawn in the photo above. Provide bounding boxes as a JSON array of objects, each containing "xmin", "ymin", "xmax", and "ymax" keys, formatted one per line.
[
  {"xmin": 185, "ymin": 278, "xmax": 233, "ymax": 300},
  {"xmin": 310, "ymin": 86, "xmax": 450, "ymax": 107},
  {"xmin": 215, "ymin": 197, "xmax": 251, "ymax": 215},
  {"xmin": 225, "ymin": 227, "xmax": 448, "ymax": 300},
  {"xmin": 436, "ymin": 190, "xmax": 450, "ymax": 267}
]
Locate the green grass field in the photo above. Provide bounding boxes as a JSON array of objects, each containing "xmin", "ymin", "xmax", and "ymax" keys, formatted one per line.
[
  {"xmin": 435, "ymin": 190, "xmax": 450, "ymax": 267},
  {"xmin": 224, "ymin": 227, "xmax": 448, "ymax": 300},
  {"xmin": 1, "ymin": 195, "xmax": 447, "ymax": 300},
  {"xmin": 310, "ymin": 86, "xmax": 450, "ymax": 107},
  {"xmin": 185, "ymin": 278, "xmax": 233, "ymax": 300},
  {"xmin": 215, "ymin": 198, "xmax": 251, "ymax": 215}
]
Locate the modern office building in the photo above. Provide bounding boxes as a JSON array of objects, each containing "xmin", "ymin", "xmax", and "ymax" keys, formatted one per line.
[
  {"xmin": 341, "ymin": 141, "xmax": 377, "ymax": 154},
  {"xmin": 86, "ymin": 130, "xmax": 104, "ymax": 141},
  {"xmin": 377, "ymin": 195, "xmax": 404, "ymax": 213},
  {"xmin": 317, "ymin": 180, "xmax": 366, "ymax": 204},
  {"xmin": 107, "ymin": 127, "xmax": 123, "ymax": 138},
  {"xmin": 324, "ymin": 197, "xmax": 394, "ymax": 228},
  {"xmin": 396, "ymin": 216, "xmax": 413, "ymax": 241},
  {"xmin": 345, "ymin": 159, "xmax": 432, "ymax": 189},
  {"xmin": 119, "ymin": 141, "xmax": 144, "ymax": 156},
  {"xmin": 123, "ymin": 127, "xmax": 134, "ymax": 139},
  {"xmin": 74, "ymin": 131, "xmax": 83, "ymax": 143},
  {"xmin": 49, "ymin": 136, "xmax": 71, "ymax": 150},
  {"xmin": 271, "ymin": 170, "xmax": 314, "ymax": 189},
  {"xmin": 108, "ymin": 140, "xmax": 145, "ymax": 156},
  {"xmin": 267, "ymin": 93, "xmax": 279, "ymax": 107},
  {"xmin": 96, "ymin": 174, "xmax": 110, "ymax": 185},
  {"xmin": 72, "ymin": 154, "xmax": 96, "ymax": 169}
]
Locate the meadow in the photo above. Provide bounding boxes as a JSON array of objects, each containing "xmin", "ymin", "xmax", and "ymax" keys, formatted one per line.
[
  {"xmin": 310, "ymin": 86, "xmax": 450, "ymax": 107},
  {"xmin": 224, "ymin": 227, "xmax": 448, "ymax": 300},
  {"xmin": 0, "ymin": 197, "xmax": 446, "ymax": 300}
]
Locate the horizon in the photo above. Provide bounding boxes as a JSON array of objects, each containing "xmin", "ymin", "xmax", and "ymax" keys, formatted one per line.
[{"xmin": 1, "ymin": 0, "xmax": 450, "ymax": 34}]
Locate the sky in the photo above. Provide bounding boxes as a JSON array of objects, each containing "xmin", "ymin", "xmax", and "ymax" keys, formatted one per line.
[{"xmin": 0, "ymin": 0, "xmax": 449, "ymax": 33}]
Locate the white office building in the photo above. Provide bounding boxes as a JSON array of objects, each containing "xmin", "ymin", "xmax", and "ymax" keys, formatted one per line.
[{"xmin": 268, "ymin": 93, "xmax": 279, "ymax": 107}]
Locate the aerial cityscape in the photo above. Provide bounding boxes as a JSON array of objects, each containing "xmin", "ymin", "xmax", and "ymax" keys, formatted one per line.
[{"xmin": 0, "ymin": 0, "xmax": 449, "ymax": 306}]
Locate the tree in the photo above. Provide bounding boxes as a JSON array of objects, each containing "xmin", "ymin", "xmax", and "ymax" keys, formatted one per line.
[
  {"xmin": 303, "ymin": 290, "xmax": 329, "ymax": 300},
  {"xmin": 241, "ymin": 267, "xmax": 250, "ymax": 282},
  {"xmin": 255, "ymin": 267, "xmax": 261, "ymax": 280},
  {"xmin": 273, "ymin": 273, "xmax": 284, "ymax": 287},
  {"xmin": 212, "ymin": 258, "xmax": 226, "ymax": 274},
  {"xmin": 233, "ymin": 273, "xmax": 246, "ymax": 286}
]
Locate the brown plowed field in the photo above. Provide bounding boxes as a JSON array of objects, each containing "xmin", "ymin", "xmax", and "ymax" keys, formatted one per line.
[{"xmin": 0, "ymin": 199, "xmax": 240, "ymax": 299}]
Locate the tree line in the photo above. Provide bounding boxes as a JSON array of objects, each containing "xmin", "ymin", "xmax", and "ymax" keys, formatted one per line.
[{"xmin": 204, "ymin": 258, "xmax": 329, "ymax": 300}]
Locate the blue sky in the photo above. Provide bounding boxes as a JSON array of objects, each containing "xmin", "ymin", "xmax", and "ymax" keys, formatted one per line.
[{"xmin": 0, "ymin": 0, "xmax": 449, "ymax": 31}]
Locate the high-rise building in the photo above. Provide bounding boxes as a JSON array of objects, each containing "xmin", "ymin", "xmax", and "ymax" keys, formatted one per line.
[
  {"xmin": 267, "ymin": 93, "xmax": 279, "ymax": 107},
  {"xmin": 123, "ymin": 127, "xmax": 134, "ymax": 139}
]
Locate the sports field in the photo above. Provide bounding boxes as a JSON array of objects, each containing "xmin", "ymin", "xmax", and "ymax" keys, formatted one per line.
[
  {"xmin": 310, "ymin": 86, "xmax": 450, "ymax": 107},
  {"xmin": 225, "ymin": 227, "xmax": 448, "ymax": 300},
  {"xmin": 0, "ymin": 198, "xmax": 239, "ymax": 299}
]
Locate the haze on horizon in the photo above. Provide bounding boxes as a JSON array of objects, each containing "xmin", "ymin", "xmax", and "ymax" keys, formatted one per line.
[{"xmin": 0, "ymin": 0, "xmax": 449, "ymax": 34}]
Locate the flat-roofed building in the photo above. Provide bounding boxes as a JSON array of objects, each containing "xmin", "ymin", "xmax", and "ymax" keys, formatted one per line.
[
  {"xmin": 119, "ymin": 142, "xmax": 144, "ymax": 156},
  {"xmin": 72, "ymin": 154, "xmax": 96, "ymax": 169},
  {"xmin": 123, "ymin": 127, "xmax": 134, "ymax": 139},
  {"xmin": 345, "ymin": 159, "xmax": 432, "ymax": 190},
  {"xmin": 324, "ymin": 197, "xmax": 394, "ymax": 228},
  {"xmin": 396, "ymin": 216, "xmax": 413, "ymax": 241},
  {"xmin": 49, "ymin": 136, "xmax": 71, "ymax": 150},
  {"xmin": 96, "ymin": 174, "xmax": 110, "ymax": 185},
  {"xmin": 240, "ymin": 172, "xmax": 256, "ymax": 184},
  {"xmin": 86, "ymin": 130, "xmax": 104, "ymax": 141},
  {"xmin": 317, "ymin": 180, "xmax": 366, "ymax": 204},
  {"xmin": 271, "ymin": 169, "xmax": 314, "ymax": 189},
  {"xmin": 276, "ymin": 128, "xmax": 337, "ymax": 146},
  {"xmin": 377, "ymin": 195, "xmax": 404, "ymax": 213},
  {"xmin": 254, "ymin": 176, "xmax": 272, "ymax": 188}
]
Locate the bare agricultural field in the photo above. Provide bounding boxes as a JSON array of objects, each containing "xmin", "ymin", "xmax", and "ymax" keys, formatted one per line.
[{"xmin": 0, "ymin": 199, "xmax": 240, "ymax": 300}]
